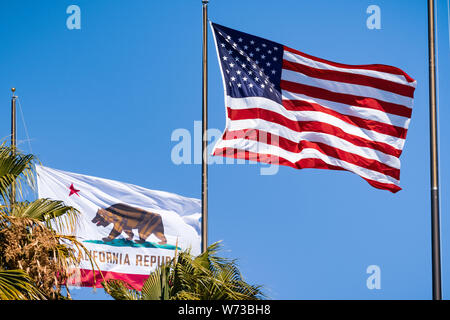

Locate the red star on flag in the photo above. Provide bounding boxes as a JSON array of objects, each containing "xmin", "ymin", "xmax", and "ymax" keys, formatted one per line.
[{"xmin": 69, "ymin": 183, "xmax": 80, "ymax": 197}]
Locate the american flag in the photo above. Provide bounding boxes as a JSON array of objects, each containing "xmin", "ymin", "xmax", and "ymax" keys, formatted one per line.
[{"xmin": 210, "ymin": 22, "xmax": 416, "ymax": 193}]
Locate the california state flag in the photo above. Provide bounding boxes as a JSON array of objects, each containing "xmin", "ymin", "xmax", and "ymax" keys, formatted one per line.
[{"xmin": 35, "ymin": 165, "xmax": 201, "ymax": 290}]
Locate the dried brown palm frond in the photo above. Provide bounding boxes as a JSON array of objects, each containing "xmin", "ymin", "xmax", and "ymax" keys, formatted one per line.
[{"xmin": 0, "ymin": 211, "xmax": 105, "ymax": 299}]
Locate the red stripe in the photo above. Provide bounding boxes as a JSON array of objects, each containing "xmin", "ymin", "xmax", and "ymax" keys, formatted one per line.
[
  {"xmin": 213, "ymin": 147, "xmax": 401, "ymax": 193},
  {"xmin": 67, "ymin": 269, "xmax": 148, "ymax": 290},
  {"xmin": 283, "ymin": 46, "xmax": 416, "ymax": 84},
  {"xmin": 221, "ymin": 129, "xmax": 400, "ymax": 180},
  {"xmin": 282, "ymin": 99, "xmax": 408, "ymax": 139},
  {"xmin": 226, "ymin": 107, "xmax": 402, "ymax": 158},
  {"xmin": 280, "ymin": 80, "xmax": 412, "ymax": 118},
  {"xmin": 282, "ymin": 59, "xmax": 415, "ymax": 98}
]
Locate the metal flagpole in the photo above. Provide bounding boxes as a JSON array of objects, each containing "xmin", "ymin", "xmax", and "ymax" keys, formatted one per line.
[
  {"xmin": 201, "ymin": 0, "xmax": 209, "ymax": 253},
  {"xmin": 10, "ymin": 88, "xmax": 17, "ymax": 206},
  {"xmin": 427, "ymin": 0, "xmax": 442, "ymax": 300}
]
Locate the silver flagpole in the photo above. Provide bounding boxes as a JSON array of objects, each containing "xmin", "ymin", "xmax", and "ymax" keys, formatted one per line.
[
  {"xmin": 201, "ymin": 0, "xmax": 209, "ymax": 253},
  {"xmin": 427, "ymin": 0, "xmax": 442, "ymax": 300},
  {"xmin": 10, "ymin": 88, "xmax": 17, "ymax": 207}
]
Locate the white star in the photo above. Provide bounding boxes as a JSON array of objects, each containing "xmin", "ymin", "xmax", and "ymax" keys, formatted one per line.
[
  {"xmin": 271, "ymin": 70, "xmax": 276, "ymax": 74},
  {"xmin": 229, "ymin": 63, "xmax": 235, "ymax": 68},
  {"xmin": 249, "ymin": 83, "xmax": 254, "ymax": 88},
  {"xmin": 222, "ymin": 56, "xmax": 228, "ymax": 61},
  {"xmin": 238, "ymin": 37, "xmax": 243, "ymax": 42},
  {"xmin": 227, "ymin": 35, "xmax": 231, "ymax": 40},
  {"xmin": 237, "ymin": 83, "xmax": 242, "ymax": 87},
  {"xmin": 232, "ymin": 43, "xmax": 237, "ymax": 48},
  {"xmin": 261, "ymin": 84, "xmax": 265, "ymax": 88},
  {"xmin": 226, "ymin": 69, "xmax": 230, "ymax": 73},
  {"xmin": 273, "ymin": 57, "xmax": 278, "ymax": 61},
  {"xmin": 236, "ymin": 70, "xmax": 241, "ymax": 75},
  {"xmin": 243, "ymin": 77, "xmax": 248, "ymax": 81},
  {"xmin": 266, "ymin": 62, "xmax": 271, "ymax": 67},
  {"xmin": 220, "ymin": 43, "xmax": 225, "ymax": 47},
  {"xmin": 248, "ymin": 71, "xmax": 253, "ymax": 75},
  {"xmin": 249, "ymin": 53, "xmax": 254, "ymax": 57},
  {"xmin": 255, "ymin": 47, "xmax": 260, "ymax": 52},
  {"xmin": 274, "ymin": 46, "xmax": 278, "ymax": 50},
  {"xmin": 250, "ymin": 40, "xmax": 255, "ymax": 44},
  {"xmin": 262, "ymin": 43, "xmax": 267, "ymax": 47},
  {"xmin": 244, "ymin": 45, "xmax": 248, "ymax": 50},
  {"xmin": 268, "ymin": 50, "xmax": 272, "ymax": 54},
  {"xmin": 228, "ymin": 50, "xmax": 232, "ymax": 54},
  {"xmin": 241, "ymin": 63, "xmax": 246, "ymax": 68},
  {"xmin": 231, "ymin": 76, "xmax": 236, "ymax": 81},
  {"xmin": 261, "ymin": 55, "xmax": 266, "ymax": 59},
  {"xmin": 255, "ymin": 60, "xmax": 259, "ymax": 65},
  {"xmin": 255, "ymin": 77, "xmax": 259, "ymax": 82},
  {"xmin": 252, "ymin": 64, "xmax": 257, "ymax": 69}
]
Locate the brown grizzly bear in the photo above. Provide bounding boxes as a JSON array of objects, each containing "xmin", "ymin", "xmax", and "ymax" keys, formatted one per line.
[{"xmin": 91, "ymin": 203, "xmax": 167, "ymax": 245}]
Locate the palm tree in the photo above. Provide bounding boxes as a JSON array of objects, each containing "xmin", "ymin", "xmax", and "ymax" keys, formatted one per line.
[
  {"xmin": 0, "ymin": 142, "xmax": 98, "ymax": 299},
  {"xmin": 104, "ymin": 242, "xmax": 264, "ymax": 300}
]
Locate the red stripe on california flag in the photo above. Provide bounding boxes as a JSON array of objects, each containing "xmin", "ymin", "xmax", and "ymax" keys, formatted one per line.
[
  {"xmin": 69, "ymin": 269, "xmax": 148, "ymax": 290},
  {"xmin": 280, "ymin": 80, "xmax": 412, "ymax": 118},
  {"xmin": 282, "ymin": 99, "xmax": 408, "ymax": 139},
  {"xmin": 282, "ymin": 60, "xmax": 415, "ymax": 98},
  {"xmin": 213, "ymin": 147, "xmax": 401, "ymax": 193},
  {"xmin": 226, "ymin": 107, "xmax": 403, "ymax": 158},
  {"xmin": 221, "ymin": 129, "xmax": 400, "ymax": 179},
  {"xmin": 283, "ymin": 46, "xmax": 416, "ymax": 84}
]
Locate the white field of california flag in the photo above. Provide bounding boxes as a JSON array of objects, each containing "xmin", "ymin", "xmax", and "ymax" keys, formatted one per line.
[{"xmin": 35, "ymin": 165, "xmax": 201, "ymax": 290}]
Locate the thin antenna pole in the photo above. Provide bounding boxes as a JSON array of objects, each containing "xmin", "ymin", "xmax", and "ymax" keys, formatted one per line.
[
  {"xmin": 427, "ymin": 0, "xmax": 442, "ymax": 300},
  {"xmin": 201, "ymin": 0, "xmax": 209, "ymax": 253},
  {"xmin": 10, "ymin": 88, "xmax": 17, "ymax": 206}
]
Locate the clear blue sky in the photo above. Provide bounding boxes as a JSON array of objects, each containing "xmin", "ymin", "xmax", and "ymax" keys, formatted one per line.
[{"xmin": 0, "ymin": 0, "xmax": 449, "ymax": 300}]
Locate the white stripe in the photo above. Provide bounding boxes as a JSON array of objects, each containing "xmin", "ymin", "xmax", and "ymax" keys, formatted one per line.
[
  {"xmin": 281, "ymin": 68, "xmax": 414, "ymax": 107},
  {"xmin": 281, "ymin": 90, "xmax": 411, "ymax": 129},
  {"xmin": 226, "ymin": 96, "xmax": 405, "ymax": 150},
  {"xmin": 213, "ymin": 138, "xmax": 400, "ymax": 186},
  {"xmin": 283, "ymin": 50, "xmax": 417, "ymax": 88},
  {"xmin": 225, "ymin": 118, "xmax": 400, "ymax": 169}
]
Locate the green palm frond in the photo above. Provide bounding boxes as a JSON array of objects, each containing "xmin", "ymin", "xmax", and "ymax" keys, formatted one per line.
[
  {"xmin": 7, "ymin": 198, "xmax": 79, "ymax": 234},
  {"xmin": 103, "ymin": 279, "xmax": 141, "ymax": 300},
  {"xmin": 0, "ymin": 142, "xmax": 35, "ymax": 204},
  {"xmin": 141, "ymin": 263, "xmax": 172, "ymax": 300},
  {"xmin": 0, "ymin": 269, "xmax": 45, "ymax": 300}
]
